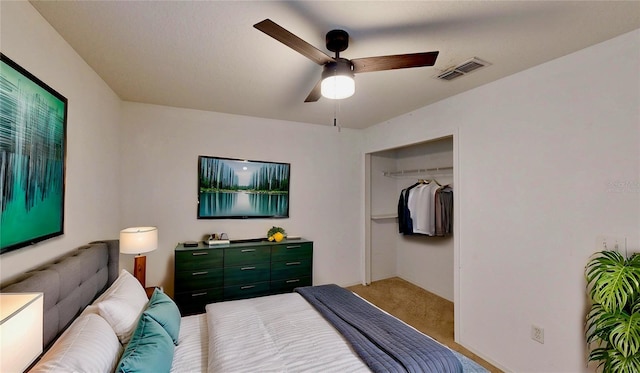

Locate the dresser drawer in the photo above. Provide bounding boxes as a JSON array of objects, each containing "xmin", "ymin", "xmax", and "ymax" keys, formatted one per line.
[
  {"xmin": 175, "ymin": 268, "xmax": 223, "ymax": 292},
  {"xmin": 270, "ymin": 276, "xmax": 312, "ymax": 294},
  {"xmin": 175, "ymin": 287, "xmax": 223, "ymax": 315},
  {"xmin": 224, "ymin": 281, "xmax": 270, "ymax": 301},
  {"xmin": 271, "ymin": 259, "xmax": 312, "ymax": 281},
  {"xmin": 224, "ymin": 246, "xmax": 270, "ymax": 266},
  {"xmin": 175, "ymin": 249, "xmax": 224, "ymax": 271},
  {"xmin": 271, "ymin": 242, "xmax": 313, "ymax": 262},
  {"xmin": 224, "ymin": 262, "xmax": 270, "ymax": 285}
]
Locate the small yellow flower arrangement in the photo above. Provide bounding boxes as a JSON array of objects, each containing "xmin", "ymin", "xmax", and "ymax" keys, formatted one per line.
[{"xmin": 267, "ymin": 226, "xmax": 286, "ymax": 242}]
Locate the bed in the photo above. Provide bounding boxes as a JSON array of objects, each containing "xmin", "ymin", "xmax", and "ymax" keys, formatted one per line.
[{"xmin": 1, "ymin": 240, "xmax": 488, "ymax": 373}]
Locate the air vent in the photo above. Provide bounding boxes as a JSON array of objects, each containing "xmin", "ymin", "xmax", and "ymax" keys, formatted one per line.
[
  {"xmin": 436, "ymin": 57, "xmax": 490, "ymax": 81},
  {"xmin": 437, "ymin": 70, "xmax": 464, "ymax": 81}
]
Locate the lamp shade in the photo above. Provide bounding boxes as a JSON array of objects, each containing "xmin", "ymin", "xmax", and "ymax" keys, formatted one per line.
[
  {"xmin": 0, "ymin": 293, "xmax": 43, "ymax": 373},
  {"xmin": 120, "ymin": 227, "xmax": 158, "ymax": 255},
  {"xmin": 321, "ymin": 75, "xmax": 355, "ymax": 100},
  {"xmin": 321, "ymin": 59, "xmax": 355, "ymax": 100}
]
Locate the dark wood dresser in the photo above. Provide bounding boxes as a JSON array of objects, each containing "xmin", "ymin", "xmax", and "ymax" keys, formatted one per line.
[{"xmin": 174, "ymin": 238, "xmax": 312, "ymax": 315}]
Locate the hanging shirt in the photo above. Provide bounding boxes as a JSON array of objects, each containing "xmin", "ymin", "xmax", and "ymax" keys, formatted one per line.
[
  {"xmin": 397, "ymin": 181, "xmax": 453, "ymax": 236},
  {"xmin": 398, "ymin": 182, "xmax": 421, "ymax": 234},
  {"xmin": 411, "ymin": 183, "xmax": 437, "ymax": 235},
  {"xmin": 439, "ymin": 186, "xmax": 454, "ymax": 235}
]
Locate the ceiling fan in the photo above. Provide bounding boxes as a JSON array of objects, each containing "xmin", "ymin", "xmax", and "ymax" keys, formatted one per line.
[{"xmin": 254, "ymin": 19, "xmax": 439, "ymax": 102}]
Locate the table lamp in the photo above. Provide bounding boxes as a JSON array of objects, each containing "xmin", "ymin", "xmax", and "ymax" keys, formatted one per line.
[
  {"xmin": 120, "ymin": 226, "xmax": 158, "ymax": 288},
  {"xmin": 0, "ymin": 292, "xmax": 44, "ymax": 373}
]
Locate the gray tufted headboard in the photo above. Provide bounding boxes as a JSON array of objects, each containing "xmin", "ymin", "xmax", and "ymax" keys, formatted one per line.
[{"xmin": 1, "ymin": 240, "xmax": 119, "ymax": 349}]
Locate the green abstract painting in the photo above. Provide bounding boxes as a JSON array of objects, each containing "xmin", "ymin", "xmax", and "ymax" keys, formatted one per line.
[{"xmin": 1, "ymin": 54, "xmax": 67, "ymax": 254}]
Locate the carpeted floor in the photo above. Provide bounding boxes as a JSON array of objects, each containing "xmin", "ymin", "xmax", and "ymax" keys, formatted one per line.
[{"xmin": 347, "ymin": 277, "xmax": 502, "ymax": 373}]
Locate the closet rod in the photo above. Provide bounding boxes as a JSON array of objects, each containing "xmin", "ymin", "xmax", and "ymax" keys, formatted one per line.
[{"xmin": 382, "ymin": 166, "xmax": 453, "ymax": 177}]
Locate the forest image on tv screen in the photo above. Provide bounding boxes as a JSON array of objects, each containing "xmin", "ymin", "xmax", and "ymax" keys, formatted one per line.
[{"xmin": 198, "ymin": 156, "xmax": 289, "ymax": 218}]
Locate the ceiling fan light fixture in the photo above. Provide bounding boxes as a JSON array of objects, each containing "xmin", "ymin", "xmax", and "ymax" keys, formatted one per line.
[
  {"xmin": 321, "ymin": 75, "xmax": 355, "ymax": 100},
  {"xmin": 321, "ymin": 59, "xmax": 355, "ymax": 100}
]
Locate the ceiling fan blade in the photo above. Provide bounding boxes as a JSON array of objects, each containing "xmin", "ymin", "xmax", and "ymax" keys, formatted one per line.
[
  {"xmin": 352, "ymin": 51, "xmax": 439, "ymax": 73},
  {"xmin": 304, "ymin": 79, "xmax": 322, "ymax": 102},
  {"xmin": 254, "ymin": 19, "xmax": 334, "ymax": 66}
]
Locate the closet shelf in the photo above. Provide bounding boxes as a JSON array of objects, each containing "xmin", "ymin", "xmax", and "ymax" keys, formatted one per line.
[
  {"xmin": 382, "ymin": 166, "xmax": 453, "ymax": 178},
  {"xmin": 371, "ymin": 213, "xmax": 398, "ymax": 220}
]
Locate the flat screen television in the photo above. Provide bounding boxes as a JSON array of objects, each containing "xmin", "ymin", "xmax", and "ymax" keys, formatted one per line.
[
  {"xmin": 198, "ymin": 156, "xmax": 290, "ymax": 219},
  {"xmin": 1, "ymin": 53, "xmax": 67, "ymax": 254}
]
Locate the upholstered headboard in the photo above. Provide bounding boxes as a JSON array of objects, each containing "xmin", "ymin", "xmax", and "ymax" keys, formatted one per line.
[{"xmin": 1, "ymin": 240, "xmax": 119, "ymax": 348}]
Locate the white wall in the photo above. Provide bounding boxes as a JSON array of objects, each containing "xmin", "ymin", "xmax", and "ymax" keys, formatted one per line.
[
  {"xmin": 364, "ymin": 29, "xmax": 640, "ymax": 373},
  {"xmin": 119, "ymin": 103, "xmax": 364, "ymax": 295},
  {"xmin": 0, "ymin": 1, "xmax": 122, "ymax": 282}
]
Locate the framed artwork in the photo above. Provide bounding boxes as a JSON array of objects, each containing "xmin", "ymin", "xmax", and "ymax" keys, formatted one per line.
[
  {"xmin": 198, "ymin": 155, "xmax": 290, "ymax": 219},
  {"xmin": 0, "ymin": 53, "xmax": 68, "ymax": 254}
]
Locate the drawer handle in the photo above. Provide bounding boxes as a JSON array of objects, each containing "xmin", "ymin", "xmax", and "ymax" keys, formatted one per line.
[
  {"xmin": 241, "ymin": 285, "xmax": 255, "ymax": 290},
  {"xmin": 192, "ymin": 292, "xmax": 207, "ymax": 297},
  {"xmin": 192, "ymin": 271, "xmax": 208, "ymax": 276},
  {"xmin": 286, "ymin": 245, "xmax": 301, "ymax": 249},
  {"xmin": 241, "ymin": 249, "xmax": 256, "ymax": 252},
  {"xmin": 286, "ymin": 279, "xmax": 300, "ymax": 284},
  {"xmin": 286, "ymin": 262, "xmax": 301, "ymax": 266},
  {"xmin": 241, "ymin": 266, "xmax": 256, "ymax": 271},
  {"xmin": 192, "ymin": 252, "xmax": 208, "ymax": 256}
]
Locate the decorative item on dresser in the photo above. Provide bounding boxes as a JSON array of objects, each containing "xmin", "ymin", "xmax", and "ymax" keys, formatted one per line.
[{"xmin": 174, "ymin": 238, "xmax": 313, "ymax": 315}]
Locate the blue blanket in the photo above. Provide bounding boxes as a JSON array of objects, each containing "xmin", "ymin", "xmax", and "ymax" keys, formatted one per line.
[{"xmin": 295, "ymin": 284, "xmax": 464, "ymax": 373}]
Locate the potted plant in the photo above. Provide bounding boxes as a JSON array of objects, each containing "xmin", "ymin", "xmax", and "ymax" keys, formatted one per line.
[{"xmin": 585, "ymin": 250, "xmax": 640, "ymax": 372}]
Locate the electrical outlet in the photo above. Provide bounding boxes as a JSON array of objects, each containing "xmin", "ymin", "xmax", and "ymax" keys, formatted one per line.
[{"xmin": 531, "ymin": 325, "xmax": 544, "ymax": 344}]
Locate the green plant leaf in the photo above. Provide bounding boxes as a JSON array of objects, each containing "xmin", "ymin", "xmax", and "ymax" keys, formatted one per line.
[
  {"xmin": 632, "ymin": 298, "xmax": 640, "ymax": 315},
  {"xmin": 588, "ymin": 347, "xmax": 610, "ymax": 372},
  {"xmin": 587, "ymin": 303, "xmax": 617, "ymax": 345},
  {"xmin": 608, "ymin": 349, "xmax": 640, "ymax": 373},
  {"xmin": 610, "ymin": 313, "xmax": 640, "ymax": 357},
  {"xmin": 586, "ymin": 251, "xmax": 640, "ymax": 313}
]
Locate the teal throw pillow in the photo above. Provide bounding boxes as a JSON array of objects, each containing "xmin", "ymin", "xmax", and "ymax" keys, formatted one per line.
[
  {"xmin": 116, "ymin": 313, "xmax": 174, "ymax": 373},
  {"xmin": 144, "ymin": 288, "xmax": 181, "ymax": 345}
]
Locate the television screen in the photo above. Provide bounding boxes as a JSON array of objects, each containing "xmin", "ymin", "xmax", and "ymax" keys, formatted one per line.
[
  {"xmin": 198, "ymin": 156, "xmax": 290, "ymax": 219},
  {"xmin": 1, "ymin": 54, "xmax": 67, "ymax": 254}
]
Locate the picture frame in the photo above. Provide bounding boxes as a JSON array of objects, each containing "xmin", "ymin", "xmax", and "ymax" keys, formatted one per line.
[
  {"xmin": 198, "ymin": 155, "xmax": 290, "ymax": 219},
  {"xmin": 1, "ymin": 53, "xmax": 68, "ymax": 254}
]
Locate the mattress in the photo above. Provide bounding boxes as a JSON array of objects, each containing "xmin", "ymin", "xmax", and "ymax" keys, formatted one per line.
[
  {"xmin": 205, "ymin": 292, "xmax": 488, "ymax": 373},
  {"xmin": 206, "ymin": 292, "xmax": 369, "ymax": 372},
  {"xmin": 171, "ymin": 314, "xmax": 208, "ymax": 373}
]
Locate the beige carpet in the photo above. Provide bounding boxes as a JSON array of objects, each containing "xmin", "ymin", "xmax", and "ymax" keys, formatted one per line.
[{"xmin": 347, "ymin": 277, "xmax": 502, "ymax": 373}]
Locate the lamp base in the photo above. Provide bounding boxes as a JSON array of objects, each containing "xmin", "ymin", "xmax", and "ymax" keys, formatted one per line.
[{"xmin": 133, "ymin": 255, "xmax": 147, "ymax": 288}]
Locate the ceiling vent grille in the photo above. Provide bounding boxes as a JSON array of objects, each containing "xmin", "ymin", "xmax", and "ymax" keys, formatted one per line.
[{"xmin": 436, "ymin": 57, "xmax": 490, "ymax": 81}]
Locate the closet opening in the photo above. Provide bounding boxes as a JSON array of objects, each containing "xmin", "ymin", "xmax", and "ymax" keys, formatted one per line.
[{"xmin": 364, "ymin": 134, "xmax": 460, "ymax": 341}]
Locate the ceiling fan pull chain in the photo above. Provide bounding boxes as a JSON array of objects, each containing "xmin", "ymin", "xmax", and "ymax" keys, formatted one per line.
[{"xmin": 334, "ymin": 101, "xmax": 342, "ymax": 132}]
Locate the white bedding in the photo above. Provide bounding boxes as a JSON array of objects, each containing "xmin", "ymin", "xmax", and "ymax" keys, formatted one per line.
[
  {"xmin": 206, "ymin": 292, "xmax": 370, "ymax": 372},
  {"xmin": 171, "ymin": 313, "xmax": 208, "ymax": 373}
]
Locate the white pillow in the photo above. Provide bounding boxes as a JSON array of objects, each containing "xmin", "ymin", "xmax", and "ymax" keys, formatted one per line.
[
  {"xmin": 95, "ymin": 269, "xmax": 149, "ymax": 344},
  {"xmin": 29, "ymin": 313, "xmax": 123, "ymax": 373}
]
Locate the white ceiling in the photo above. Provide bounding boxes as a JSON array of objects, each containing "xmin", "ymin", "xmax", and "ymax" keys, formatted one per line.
[{"xmin": 30, "ymin": 1, "xmax": 640, "ymax": 129}]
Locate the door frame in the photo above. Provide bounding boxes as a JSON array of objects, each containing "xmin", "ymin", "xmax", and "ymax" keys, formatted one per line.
[{"xmin": 363, "ymin": 127, "xmax": 461, "ymax": 341}]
